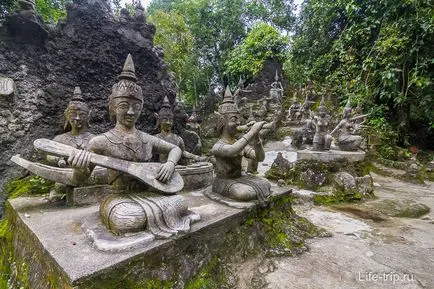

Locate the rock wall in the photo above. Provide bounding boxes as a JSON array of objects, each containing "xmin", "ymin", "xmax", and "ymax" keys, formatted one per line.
[{"xmin": 0, "ymin": 0, "xmax": 176, "ymax": 215}]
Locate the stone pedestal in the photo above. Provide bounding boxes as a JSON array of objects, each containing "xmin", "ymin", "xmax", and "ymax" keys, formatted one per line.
[
  {"xmin": 297, "ymin": 149, "xmax": 365, "ymax": 163},
  {"xmin": 4, "ymin": 185, "xmax": 291, "ymax": 288}
]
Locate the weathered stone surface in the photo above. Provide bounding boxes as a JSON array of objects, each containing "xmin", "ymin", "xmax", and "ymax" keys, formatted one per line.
[
  {"xmin": 4, "ymin": 185, "xmax": 296, "ymax": 288},
  {"xmin": 300, "ymin": 169, "xmax": 327, "ymax": 188},
  {"xmin": 297, "ymin": 149, "xmax": 365, "ymax": 163},
  {"xmin": 333, "ymin": 172, "xmax": 356, "ymax": 194},
  {"xmin": 0, "ymin": 1, "xmax": 176, "ymax": 216},
  {"xmin": 0, "ymin": 77, "xmax": 15, "ymax": 96},
  {"xmin": 355, "ymin": 175, "xmax": 374, "ymax": 196}
]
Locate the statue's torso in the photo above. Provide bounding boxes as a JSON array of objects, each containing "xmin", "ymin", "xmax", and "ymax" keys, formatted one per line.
[
  {"xmin": 213, "ymin": 140, "xmax": 243, "ymax": 179},
  {"xmin": 54, "ymin": 131, "xmax": 94, "ymax": 150}
]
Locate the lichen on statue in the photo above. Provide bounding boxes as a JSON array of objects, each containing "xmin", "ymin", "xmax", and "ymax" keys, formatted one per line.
[
  {"xmin": 211, "ymin": 86, "xmax": 271, "ymax": 205},
  {"xmin": 69, "ymin": 54, "xmax": 198, "ymax": 236}
]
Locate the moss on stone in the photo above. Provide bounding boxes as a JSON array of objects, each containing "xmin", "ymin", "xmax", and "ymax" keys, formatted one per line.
[
  {"xmin": 3, "ymin": 176, "xmax": 55, "ymax": 199},
  {"xmin": 313, "ymin": 190, "xmax": 363, "ymax": 206}
]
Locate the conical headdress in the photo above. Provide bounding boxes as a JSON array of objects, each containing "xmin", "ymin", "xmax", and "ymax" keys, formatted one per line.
[
  {"xmin": 343, "ymin": 97, "xmax": 352, "ymax": 116},
  {"xmin": 275, "ymin": 70, "xmax": 279, "ymax": 81},
  {"xmin": 158, "ymin": 96, "xmax": 173, "ymax": 118},
  {"xmin": 66, "ymin": 86, "xmax": 89, "ymax": 112},
  {"xmin": 218, "ymin": 86, "xmax": 238, "ymax": 115},
  {"xmin": 110, "ymin": 54, "xmax": 143, "ymax": 102}
]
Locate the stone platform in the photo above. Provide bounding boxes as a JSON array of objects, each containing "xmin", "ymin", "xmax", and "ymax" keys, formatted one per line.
[
  {"xmin": 5, "ymin": 185, "xmax": 290, "ymax": 288},
  {"xmin": 297, "ymin": 149, "xmax": 365, "ymax": 163}
]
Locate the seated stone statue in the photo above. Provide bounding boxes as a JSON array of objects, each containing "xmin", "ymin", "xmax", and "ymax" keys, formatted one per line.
[
  {"xmin": 173, "ymin": 97, "xmax": 202, "ymax": 155},
  {"xmin": 269, "ymin": 70, "xmax": 283, "ymax": 104},
  {"xmin": 312, "ymin": 97, "xmax": 332, "ymax": 151},
  {"xmin": 287, "ymin": 94, "xmax": 301, "ymax": 121},
  {"xmin": 234, "ymin": 76, "xmax": 252, "ymax": 107},
  {"xmin": 155, "ymin": 96, "xmax": 206, "ymax": 165},
  {"xmin": 47, "ymin": 86, "xmax": 95, "ymax": 200},
  {"xmin": 299, "ymin": 96, "xmax": 314, "ymax": 123},
  {"xmin": 69, "ymin": 54, "xmax": 198, "ymax": 236},
  {"xmin": 291, "ymin": 118, "xmax": 315, "ymax": 149},
  {"xmin": 330, "ymin": 98, "xmax": 366, "ymax": 151},
  {"xmin": 211, "ymin": 86, "xmax": 271, "ymax": 205},
  {"xmin": 186, "ymin": 106, "xmax": 200, "ymax": 136}
]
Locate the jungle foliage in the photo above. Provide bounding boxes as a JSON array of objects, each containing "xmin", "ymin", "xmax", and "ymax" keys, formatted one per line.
[{"xmin": 285, "ymin": 0, "xmax": 434, "ymax": 149}]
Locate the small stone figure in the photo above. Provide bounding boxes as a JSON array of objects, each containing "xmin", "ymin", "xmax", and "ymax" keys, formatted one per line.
[
  {"xmin": 173, "ymin": 97, "xmax": 202, "ymax": 155},
  {"xmin": 312, "ymin": 97, "xmax": 332, "ymax": 151},
  {"xmin": 68, "ymin": 54, "xmax": 198, "ymax": 236},
  {"xmin": 211, "ymin": 86, "xmax": 271, "ymax": 204},
  {"xmin": 269, "ymin": 70, "xmax": 284, "ymax": 104},
  {"xmin": 47, "ymin": 86, "xmax": 94, "ymax": 167},
  {"xmin": 287, "ymin": 93, "xmax": 301, "ymax": 122},
  {"xmin": 299, "ymin": 96, "xmax": 314, "ymax": 123},
  {"xmin": 46, "ymin": 87, "xmax": 95, "ymax": 200},
  {"xmin": 155, "ymin": 96, "xmax": 206, "ymax": 164},
  {"xmin": 291, "ymin": 119, "xmax": 315, "ymax": 149},
  {"xmin": 186, "ymin": 106, "xmax": 200, "ymax": 136},
  {"xmin": 330, "ymin": 98, "xmax": 366, "ymax": 151},
  {"xmin": 234, "ymin": 76, "xmax": 252, "ymax": 106}
]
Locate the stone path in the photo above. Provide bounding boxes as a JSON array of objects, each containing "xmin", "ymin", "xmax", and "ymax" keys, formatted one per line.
[{"xmin": 263, "ymin": 173, "xmax": 434, "ymax": 289}]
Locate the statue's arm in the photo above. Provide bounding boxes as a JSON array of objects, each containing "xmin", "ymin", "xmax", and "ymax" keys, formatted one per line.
[
  {"xmin": 330, "ymin": 120, "xmax": 344, "ymax": 135},
  {"xmin": 46, "ymin": 135, "xmax": 66, "ymax": 167},
  {"xmin": 151, "ymin": 135, "xmax": 182, "ymax": 165},
  {"xmin": 70, "ymin": 138, "xmax": 99, "ymax": 185}
]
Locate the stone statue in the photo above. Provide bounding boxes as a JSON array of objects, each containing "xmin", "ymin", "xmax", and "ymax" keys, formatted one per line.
[
  {"xmin": 186, "ymin": 106, "xmax": 200, "ymax": 136},
  {"xmin": 269, "ymin": 70, "xmax": 284, "ymax": 104},
  {"xmin": 291, "ymin": 118, "xmax": 315, "ymax": 149},
  {"xmin": 46, "ymin": 86, "xmax": 95, "ymax": 200},
  {"xmin": 173, "ymin": 97, "xmax": 202, "ymax": 155},
  {"xmin": 234, "ymin": 76, "xmax": 252, "ymax": 106},
  {"xmin": 47, "ymin": 86, "xmax": 94, "ymax": 167},
  {"xmin": 330, "ymin": 98, "xmax": 368, "ymax": 151},
  {"xmin": 211, "ymin": 86, "xmax": 271, "ymax": 204},
  {"xmin": 287, "ymin": 93, "xmax": 301, "ymax": 122},
  {"xmin": 312, "ymin": 97, "xmax": 332, "ymax": 151},
  {"xmin": 299, "ymin": 96, "xmax": 314, "ymax": 123},
  {"xmin": 155, "ymin": 96, "xmax": 206, "ymax": 164},
  {"xmin": 133, "ymin": 0, "xmax": 146, "ymax": 21},
  {"xmin": 68, "ymin": 54, "xmax": 199, "ymax": 236}
]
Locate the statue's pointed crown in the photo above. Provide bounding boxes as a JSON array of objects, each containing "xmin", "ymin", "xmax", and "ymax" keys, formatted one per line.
[
  {"xmin": 71, "ymin": 86, "xmax": 85, "ymax": 102},
  {"xmin": 345, "ymin": 97, "xmax": 351, "ymax": 109},
  {"xmin": 111, "ymin": 54, "xmax": 143, "ymax": 102},
  {"xmin": 275, "ymin": 70, "xmax": 279, "ymax": 81},
  {"xmin": 158, "ymin": 95, "xmax": 173, "ymax": 118},
  {"xmin": 118, "ymin": 54, "xmax": 137, "ymax": 82},
  {"xmin": 219, "ymin": 86, "xmax": 238, "ymax": 115}
]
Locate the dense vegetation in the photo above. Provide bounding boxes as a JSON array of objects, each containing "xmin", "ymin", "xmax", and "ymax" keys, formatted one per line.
[{"xmin": 1, "ymin": 0, "xmax": 433, "ymax": 152}]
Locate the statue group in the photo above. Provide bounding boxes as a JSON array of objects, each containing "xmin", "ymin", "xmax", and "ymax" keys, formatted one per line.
[
  {"xmin": 12, "ymin": 54, "xmax": 272, "ymax": 242},
  {"xmin": 288, "ymin": 84, "xmax": 368, "ymax": 151}
]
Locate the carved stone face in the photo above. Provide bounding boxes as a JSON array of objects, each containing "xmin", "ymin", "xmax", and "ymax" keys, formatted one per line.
[
  {"xmin": 114, "ymin": 98, "xmax": 142, "ymax": 129},
  {"xmin": 225, "ymin": 113, "xmax": 240, "ymax": 137},
  {"xmin": 159, "ymin": 115, "xmax": 173, "ymax": 133},
  {"xmin": 65, "ymin": 103, "xmax": 89, "ymax": 131}
]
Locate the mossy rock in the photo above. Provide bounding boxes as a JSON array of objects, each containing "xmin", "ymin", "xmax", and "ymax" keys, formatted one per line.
[{"xmin": 3, "ymin": 176, "xmax": 55, "ymax": 199}]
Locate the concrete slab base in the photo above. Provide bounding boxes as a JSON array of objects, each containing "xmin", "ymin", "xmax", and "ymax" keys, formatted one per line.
[
  {"xmin": 6, "ymin": 185, "xmax": 290, "ymax": 288},
  {"xmin": 297, "ymin": 149, "xmax": 365, "ymax": 162}
]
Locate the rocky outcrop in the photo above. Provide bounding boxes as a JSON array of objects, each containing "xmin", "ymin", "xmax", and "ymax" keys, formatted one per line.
[{"xmin": 0, "ymin": 0, "xmax": 176, "ymax": 216}]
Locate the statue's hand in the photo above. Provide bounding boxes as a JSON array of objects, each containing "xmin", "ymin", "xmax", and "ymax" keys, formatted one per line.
[
  {"xmin": 156, "ymin": 161, "xmax": 175, "ymax": 183},
  {"xmin": 68, "ymin": 149, "xmax": 91, "ymax": 169},
  {"xmin": 250, "ymin": 121, "xmax": 266, "ymax": 134}
]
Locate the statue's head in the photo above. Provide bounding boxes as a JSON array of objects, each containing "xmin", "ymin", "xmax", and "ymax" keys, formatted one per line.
[
  {"xmin": 64, "ymin": 86, "xmax": 90, "ymax": 132},
  {"xmin": 318, "ymin": 96, "xmax": 326, "ymax": 117},
  {"xmin": 217, "ymin": 86, "xmax": 239, "ymax": 136},
  {"xmin": 157, "ymin": 96, "xmax": 173, "ymax": 132},
  {"xmin": 108, "ymin": 54, "xmax": 143, "ymax": 126}
]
